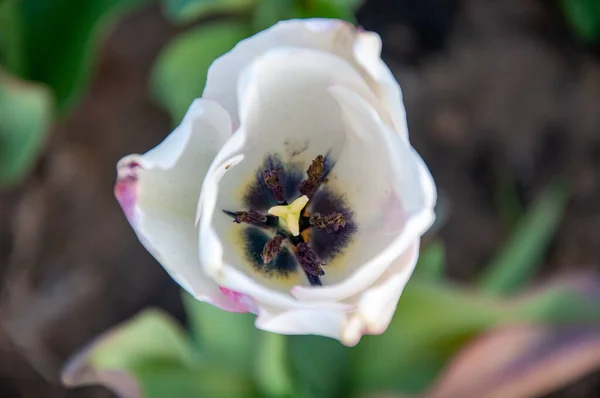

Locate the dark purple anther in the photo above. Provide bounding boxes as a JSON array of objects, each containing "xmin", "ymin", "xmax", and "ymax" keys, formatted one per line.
[
  {"xmin": 309, "ymin": 212, "xmax": 346, "ymax": 233},
  {"xmin": 263, "ymin": 168, "xmax": 285, "ymax": 203},
  {"xmin": 306, "ymin": 155, "xmax": 325, "ymax": 181},
  {"xmin": 261, "ymin": 235, "xmax": 284, "ymax": 264},
  {"xmin": 234, "ymin": 210, "xmax": 267, "ymax": 226},
  {"xmin": 299, "ymin": 155, "xmax": 326, "ymax": 198},
  {"xmin": 298, "ymin": 180, "xmax": 318, "ymax": 198},
  {"xmin": 296, "ymin": 242, "xmax": 324, "ymax": 276}
]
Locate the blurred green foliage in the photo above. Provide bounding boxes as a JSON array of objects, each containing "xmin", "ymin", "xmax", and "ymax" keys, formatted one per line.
[
  {"xmin": 182, "ymin": 290, "xmax": 257, "ymax": 375},
  {"xmin": 151, "ymin": 21, "xmax": 251, "ymax": 122},
  {"xmin": 256, "ymin": 332, "xmax": 294, "ymax": 397},
  {"xmin": 1, "ymin": 0, "xmax": 150, "ymax": 111},
  {"xmin": 152, "ymin": 0, "xmax": 361, "ymax": 125},
  {"xmin": 0, "ymin": 71, "xmax": 51, "ymax": 185},
  {"xmin": 479, "ymin": 182, "xmax": 569, "ymax": 295},
  {"xmin": 0, "ymin": 0, "xmax": 23, "ymax": 72},
  {"xmin": 412, "ymin": 239, "xmax": 445, "ymax": 281},
  {"xmin": 251, "ymin": 0, "xmax": 298, "ymax": 31},
  {"xmin": 352, "ymin": 282, "xmax": 494, "ymax": 394},
  {"xmin": 251, "ymin": 0, "xmax": 358, "ymax": 31},
  {"xmin": 62, "ymin": 309, "xmax": 256, "ymax": 398},
  {"xmin": 299, "ymin": 0, "xmax": 359, "ymax": 21},
  {"xmin": 288, "ymin": 335, "xmax": 351, "ymax": 397},
  {"xmin": 559, "ymin": 0, "xmax": 600, "ymax": 43},
  {"xmin": 161, "ymin": 0, "xmax": 258, "ymax": 24},
  {"xmin": 88, "ymin": 310, "xmax": 198, "ymax": 368},
  {"xmin": 0, "ymin": 0, "xmax": 149, "ymax": 186}
]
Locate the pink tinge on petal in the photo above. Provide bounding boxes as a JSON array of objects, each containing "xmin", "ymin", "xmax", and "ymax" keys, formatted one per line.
[
  {"xmin": 114, "ymin": 162, "xmax": 140, "ymax": 222},
  {"xmin": 383, "ymin": 192, "xmax": 406, "ymax": 230},
  {"xmin": 219, "ymin": 287, "xmax": 259, "ymax": 314}
]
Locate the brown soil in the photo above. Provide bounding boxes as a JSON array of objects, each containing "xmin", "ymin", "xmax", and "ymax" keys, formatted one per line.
[{"xmin": 1, "ymin": 1, "xmax": 599, "ymax": 397}]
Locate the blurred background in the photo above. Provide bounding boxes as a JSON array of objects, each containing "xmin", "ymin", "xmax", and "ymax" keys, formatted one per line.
[{"xmin": 1, "ymin": 0, "xmax": 600, "ymax": 397}]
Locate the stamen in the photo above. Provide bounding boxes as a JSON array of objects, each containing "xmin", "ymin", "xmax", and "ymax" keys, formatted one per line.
[
  {"xmin": 263, "ymin": 168, "xmax": 285, "ymax": 203},
  {"xmin": 296, "ymin": 242, "xmax": 324, "ymax": 276},
  {"xmin": 299, "ymin": 155, "xmax": 326, "ymax": 198},
  {"xmin": 261, "ymin": 235, "xmax": 284, "ymax": 264},
  {"xmin": 307, "ymin": 155, "xmax": 325, "ymax": 181},
  {"xmin": 309, "ymin": 212, "xmax": 347, "ymax": 233},
  {"xmin": 231, "ymin": 155, "xmax": 357, "ymax": 288},
  {"xmin": 233, "ymin": 210, "xmax": 267, "ymax": 226}
]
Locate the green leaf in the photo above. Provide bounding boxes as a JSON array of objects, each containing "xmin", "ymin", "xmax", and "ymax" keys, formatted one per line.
[
  {"xmin": 479, "ymin": 182, "xmax": 570, "ymax": 295},
  {"xmin": 413, "ymin": 239, "xmax": 446, "ymax": 281},
  {"xmin": 256, "ymin": 332, "xmax": 293, "ymax": 397},
  {"xmin": 559, "ymin": 0, "xmax": 600, "ymax": 43},
  {"xmin": 252, "ymin": 0, "xmax": 360, "ymax": 30},
  {"xmin": 494, "ymin": 166, "xmax": 524, "ymax": 230},
  {"xmin": 62, "ymin": 309, "xmax": 198, "ymax": 397},
  {"xmin": 181, "ymin": 291, "xmax": 258, "ymax": 376},
  {"xmin": 252, "ymin": 0, "xmax": 298, "ymax": 32},
  {"xmin": 15, "ymin": 0, "xmax": 149, "ymax": 111},
  {"xmin": 151, "ymin": 21, "xmax": 250, "ymax": 123},
  {"xmin": 85, "ymin": 309, "xmax": 197, "ymax": 371},
  {"xmin": 0, "ymin": 0, "xmax": 24, "ymax": 72},
  {"xmin": 288, "ymin": 335, "xmax": 351, "ymax": 398},
  {"xmin": 327, "ymin": 0, "xmax": 362, "ymax": 9},
  {"xmin": 0, "ymin": 70, "xmax": 52, "ymax": 186},
  {"xmin": 512, "ymin": 273, "xmax": 600, "ymax": 325},
  {"xmin": 299, "ymin": 0, "xmax": 359, "ymax": 22},
  {"xmin": 138, "ymin": 365, "xmax": 256, "ymax": 398},
  {"xmin": 62, "ymin": 308, "xmax": 256, "ymax": 398},
  {"xmin": 161, "ymin": 0, "xmax": 257, "ymax": 24}
]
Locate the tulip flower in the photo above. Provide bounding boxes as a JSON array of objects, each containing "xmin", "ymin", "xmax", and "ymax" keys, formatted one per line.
[{"xmin": 115, "ymin": 19, "xmax": 436, "ymax": 346}]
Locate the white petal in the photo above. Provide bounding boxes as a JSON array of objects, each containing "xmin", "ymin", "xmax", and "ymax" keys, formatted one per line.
[
  {"xmin": 255, "ymin": 305, "xmax": 347, "ymax": 340},
  {"xmin": 234, "ymin": 47, "xmax": 380, "ymax": 165},
  {"xmin": 203, "ymin": 19, "xmax": 359, "ymax": 130},
  {"xmin": 203, "ymin": 18, "xmax": 404, "ymax": 136},
  {"xmin": 115, "ymin": 99, "xmax": 245, "ymax": 312},
  {"xmin": 341, "ymin": 241, "xmax": 420, "ymax": 346},
  {"xmin": 353, "ymin": 31, "xmax": 409, "ymax": 140},
  {"xmin": 291, "ymin": 86, "xmax": 436, "ymax": 302}
]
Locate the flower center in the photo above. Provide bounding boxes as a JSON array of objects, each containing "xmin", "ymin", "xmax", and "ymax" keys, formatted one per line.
[
  {"xmin": 223, "ymin": 155, "xmax": 355, "ymax": 287},
  {"xmin": 268, "ymin": 195, "xmax": 309, "ymax": 236}
]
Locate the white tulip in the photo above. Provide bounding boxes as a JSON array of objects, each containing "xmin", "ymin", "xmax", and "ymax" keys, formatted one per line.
[{"xmin": 115, "ymin": 19, "xmax": 436, "ymax": 346}]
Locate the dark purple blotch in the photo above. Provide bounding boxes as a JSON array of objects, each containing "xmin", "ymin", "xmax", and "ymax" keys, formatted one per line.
[
  {"xmin": 308, "ymin": 188, "xmax": 356, "ymax": 262},
  {"xmin": 243, "ymin": 227, "xmax": 299, "ymax": 278},
  {"xmin": 244, "ymin": 155, "xmax": 304, "ymax": 211}
]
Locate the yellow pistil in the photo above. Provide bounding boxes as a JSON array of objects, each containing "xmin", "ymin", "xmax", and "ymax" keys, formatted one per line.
[{"xmin": 268, "ymin": 195, "xmax": 309, "ymax": 236}]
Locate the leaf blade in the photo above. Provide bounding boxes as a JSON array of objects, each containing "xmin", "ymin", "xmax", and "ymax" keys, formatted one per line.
[
  {"xmin": 479, "ymin": 182, "xmax": 570, "ymax": 295},
  {"xmin": 0, "ymin": 70, "xmax": 52, "ymax": 186},
  {"xmin": 161, "ymin": 0, "xmax": 257, "ymax": 24},
  {"xmin": 151, "ymin": 21, "xmax": 250, "ymax": 123},
  {"xmin": 16, "ymin": 0, "xmax": 149, "ymax": 111},
  {"xmin": 181, "ymin": 291, "xmax": 258, "ymax": 376}
]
